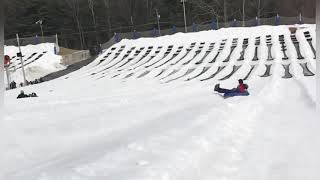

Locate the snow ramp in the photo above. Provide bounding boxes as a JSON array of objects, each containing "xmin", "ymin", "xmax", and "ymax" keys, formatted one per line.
[{"xmin": 4, "ymin": 43, "xmax": 65, "ymax": 85}]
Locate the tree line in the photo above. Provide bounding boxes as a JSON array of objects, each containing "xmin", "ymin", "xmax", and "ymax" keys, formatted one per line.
[{"xmin": 4, "ymin": 0, "xmax": 315, "ymax": 50}]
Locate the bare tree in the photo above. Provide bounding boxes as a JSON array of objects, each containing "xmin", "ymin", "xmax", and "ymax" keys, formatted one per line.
[
  {"xmin": 257, "ymin": 0, "xmax": 260, "ymax": 17},
  {"xmin": 188, "ymin": 0, "xmax": 231, "ymax": 27},
  {"xmin": 224, "ymin": 0, "xmax": 228, "ymax": 25},
  {"xmin": 102, "ymin": 0, "xmax": 112, "ymax": 37},
  {"xmin": 88, "ymin": 0, "xmax": 96, "ymax": 28},
  {"xmin": 249, "ymin": 0, "xmax": 268, "ymax": 18},
  {"xmin": 65, "ymin": 0, "xmax": 85, "ymax": 49},
  {"xmin": 189, "ymin": 0, "xmax": 221, "ymax": 17},
  {"xmin": 88, "ymin": 0, "xmax": 98, "ymax": 44}
]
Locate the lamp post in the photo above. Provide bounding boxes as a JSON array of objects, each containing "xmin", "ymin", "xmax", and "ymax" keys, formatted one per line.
[
  {"xmin": 181, "ymin": 0, "xmax": 187, "ymax": 33},
  {"xmin": 35, "ymin": 20, "xmax": 44, "ymax": 43},
  {"xmin": 155, "ymin": 9, "xmax": 161, "ymax": 36}
]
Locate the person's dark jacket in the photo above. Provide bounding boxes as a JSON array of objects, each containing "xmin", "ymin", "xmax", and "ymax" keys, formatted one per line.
[
  {"xmin": 17, "ymin": 93, "xmax": 29, "ymax": 99},
  {"xmin": 12, "ymin": 81, "xmax": 16, "ymax": 88}
]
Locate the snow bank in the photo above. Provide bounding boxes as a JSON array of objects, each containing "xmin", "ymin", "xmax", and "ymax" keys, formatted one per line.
[{"xmin": 4, "ymin": 43, "xmax": 65, "ymax": 86}]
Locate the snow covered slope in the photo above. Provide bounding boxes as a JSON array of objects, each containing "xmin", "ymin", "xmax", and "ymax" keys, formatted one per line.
[
  {"xmin": 4, "ymin": 43, "xmax": 65, "ymax": 85},
  {"xmin": 2, "ymin": 25, "xmax": 318, "ymax": 180}
]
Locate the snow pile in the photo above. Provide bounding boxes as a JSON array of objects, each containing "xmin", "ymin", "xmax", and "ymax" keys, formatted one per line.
[
  {"xmin": 1, "ymin": 24, "xmax": 318, "ymax": 180},
  {"xmin": 4, "ymin": 43, "xmax": 65, "ymax": 86}
]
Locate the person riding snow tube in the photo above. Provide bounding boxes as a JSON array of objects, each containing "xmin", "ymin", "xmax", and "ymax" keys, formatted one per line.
[{"xmin": 214, "ymin": 79, "xmax": 249, "ymax": 98}]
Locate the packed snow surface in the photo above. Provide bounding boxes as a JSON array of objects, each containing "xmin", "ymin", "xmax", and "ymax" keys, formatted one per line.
[
  {"xmin": 1, "ymin": 25, "xmax": 318, "ymax": 180},
  {"xmin": 4, "ymin": 43, "xmax": 64, "ymax": 85}
]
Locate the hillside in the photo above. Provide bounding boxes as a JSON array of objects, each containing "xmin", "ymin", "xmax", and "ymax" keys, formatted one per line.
[{"xmin": 2, "ymin": 24, "xmax": 318, "ymax": 180}]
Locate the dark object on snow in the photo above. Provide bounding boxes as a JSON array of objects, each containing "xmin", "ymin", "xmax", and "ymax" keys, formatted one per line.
[
  {"xmin": 10, "ymin": 81, "xmax": 17, "ymax": 89},
  {"xmin": 29, "ymin": 92, "xmax": 38, "ymax": 97},
  {"xmin": 223, "ymin": 91, "xmax": 250, "ymax": 98},
  {"xmin": 17, "ymin": 90, "xmax": 29, "ymax": 99},
  {"xmin": 17, "ymin": 91, "xmax": 38, "ymax": 99},
  {"xmin": 214, "ymin": 79, "xmax": 249, "ymax": 98}
]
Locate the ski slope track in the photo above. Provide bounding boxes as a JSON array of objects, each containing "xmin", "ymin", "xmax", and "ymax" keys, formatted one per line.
[{"xmin": 2, "ymin": 25, "xmax": 319, "ymax": 180}]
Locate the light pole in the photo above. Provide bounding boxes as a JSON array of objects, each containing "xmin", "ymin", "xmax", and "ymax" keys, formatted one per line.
[
  {"xmin": 242, "ymin": 0, "xmax": 246, "ymax": 27},
  {"xmin": 16, "ymin": 34, "xmax": 27, "ymax": 86},
  {"xmin": 181, "ymin": 0, "xmax": 187, "ymax": 33},
  {"xmin": 155, "ymin": 9, "xmax": 161, "ymax": 36},
  {"xmin": 299, "ymin": 12, "xmax": 302, "ymax": 23},
  {"xmin": 35, "ymin": 20, "xmax": 44, "ymax": 42},
  {"xmin": 257, "ymin": 0, "xmax": 260, "ymax": 18}
]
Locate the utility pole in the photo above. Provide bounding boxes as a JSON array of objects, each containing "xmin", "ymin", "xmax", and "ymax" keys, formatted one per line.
[
  {"xmin": 257, "ymin": 0, "xmax": 261, "ymax": 18},
  {"xmin": 16, "ymin": 34, "xmax": 27, "ymax": 86},
  {"xmin": 181, "ymin": 0, "xmax": 188, "ymax": 33},
  {"xmin": 55, "ymin": 34, "xmax": 59, "ymax": 47},
  {"xmin": 36, "ymin": 20, "xmax": 44, "ymax": 43},
  {"xmin": 299, "ymin": 12, "xmax": 302, "ymax": 23},
  {"xmin": 242, "ymin": 0, "xmax": 246, "ymax": 27},
  {"xmin": 55, "ymin": 34, "xmax": 59, "ymax": 54},
  {"xmin": 155, "ymin": 9, "xmax": 161, "ymax": 36}
]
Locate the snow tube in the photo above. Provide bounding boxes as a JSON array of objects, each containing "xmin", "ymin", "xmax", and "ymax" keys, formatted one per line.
[{"xmin": 223, "ymin": 91, "xmax": 250, "ymax": 98}]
